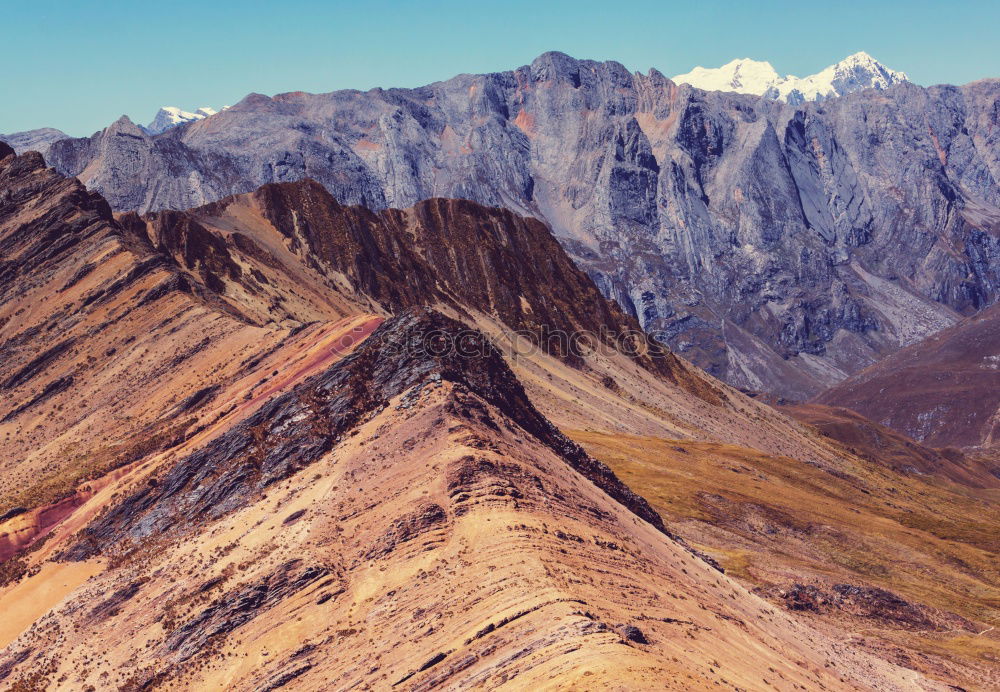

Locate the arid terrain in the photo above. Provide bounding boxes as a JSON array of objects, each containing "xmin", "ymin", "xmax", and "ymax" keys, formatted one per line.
[{"xmin": 1, "ymin": 130, "xmax": 999, "ymax": 692}]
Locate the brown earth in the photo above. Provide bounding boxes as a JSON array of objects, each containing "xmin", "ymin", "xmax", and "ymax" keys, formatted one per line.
[
  {"xmin": 0, "ymin": 310, "xmax": 944, "ymax": 691},
  {"xmin": 781, "ymin": 403, "xmax": 1000, "ymax": 488},
  {"xmin": 0, "ymin": 143, "xmax": 997, "ymax": 689}
]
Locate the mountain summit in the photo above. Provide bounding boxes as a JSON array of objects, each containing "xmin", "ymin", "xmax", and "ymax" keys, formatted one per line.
[
  {"xmin": 143, "ymin": 105, "xmax": 220, "ymax": 134},
  {"xmin": 672, "ymin": 51, "xmax": 908, "ymax": 103}
]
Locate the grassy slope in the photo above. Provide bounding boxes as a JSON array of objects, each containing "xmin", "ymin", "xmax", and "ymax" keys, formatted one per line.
[{"xmin": 571, "ymin": 430, "xmax": 1000, "ymax": 687}]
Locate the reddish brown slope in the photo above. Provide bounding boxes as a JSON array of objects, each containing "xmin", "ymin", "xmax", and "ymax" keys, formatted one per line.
[
  {"xmin": 137, "ymin": 179, "xmax": 703, "ymax": 390},
  {"xmin": 0, "ymin": 310, "xmax": 942, "ymax": 691},
  {"xmin": 815, "ymin": 301, "xmax": 1000, "ymax": 449},
  {"xmin": 0, "ymin": 149, "xmax": 991, "ymax": 689},
  {"xmin": 0, "ymin": 142, "xmax": 295, "ymax": 519}
]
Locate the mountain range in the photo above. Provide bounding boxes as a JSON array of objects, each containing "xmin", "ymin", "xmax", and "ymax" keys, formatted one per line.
[
  {"xmin": 671, "ymin": 52, "xmax": 909, "ymax": 104},
  {"xmin": 1, "ymin": 136, "xmax": 998, "ymax": 689},
  {"xmin": 5, "ymin": 51, "xmax": 998, "ymax": 402},
  {"xmin": 1, "ymin": 49, "xmax": 1000, "ymax": 689}
]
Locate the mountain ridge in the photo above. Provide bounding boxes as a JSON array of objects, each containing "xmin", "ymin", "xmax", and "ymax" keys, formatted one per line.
[{"xmin": 815, "ymin": 299, "xmax": 1000, "ymax": 448}]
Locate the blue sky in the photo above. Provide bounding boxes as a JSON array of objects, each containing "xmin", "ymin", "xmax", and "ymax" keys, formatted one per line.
[{"xmin": 3, "ymin": 0, "xmax": 998, "ymax": 136}]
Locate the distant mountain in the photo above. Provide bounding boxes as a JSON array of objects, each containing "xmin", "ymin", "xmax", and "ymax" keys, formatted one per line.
[
  {"xmin": 143, "ymin": 106, "xmax": 220, "ymax": 135},
  {"xmin": 672, "ymin": 52, "xmax": 908, "ymax": 103},
  {"xmin": 40, "ymin": 52, "xmax": 1000, "ymax": 401},
  {"xmin": 0, "ymin": 127, "xmax": 68, "ymax": 156},
  {"xmin": 0, "ymin": 108, "xmax": 224, "ymax": 147}
]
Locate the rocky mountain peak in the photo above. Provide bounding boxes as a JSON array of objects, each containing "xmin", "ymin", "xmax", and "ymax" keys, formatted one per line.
[
  {"xmin": 105, "ymin": 114, "xmax": 148, "ymax": 137},
  {"xmin": 820, "ymin": 51, "xmax": 909, "ymax": 96},
  {"xmin": 529, "ymin": 50, "xmax": 586, "ymax": 83}
]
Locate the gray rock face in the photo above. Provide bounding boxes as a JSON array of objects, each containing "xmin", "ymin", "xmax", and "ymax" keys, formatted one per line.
[
  {"xmin": 43, "ymin": 53, "xmax": 1000, "ymax": 398},
  {"xmin": 0, "ymin": 127, "xmax": 69, "ymax": 157}
]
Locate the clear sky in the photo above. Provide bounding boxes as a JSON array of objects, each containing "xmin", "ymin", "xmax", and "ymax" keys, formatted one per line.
[{"xmin": 2, "ymin": 0, "xmax": 998, "ymax": 136}]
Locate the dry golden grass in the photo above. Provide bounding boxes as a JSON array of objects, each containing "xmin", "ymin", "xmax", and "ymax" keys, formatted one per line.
[
  {"xmin": 0, "ymin": 417, "xmax": 196, "ymax": 518},
  {"xmin": 571, "ymin": 430, "xmax": 1000, "ymax": 685}
]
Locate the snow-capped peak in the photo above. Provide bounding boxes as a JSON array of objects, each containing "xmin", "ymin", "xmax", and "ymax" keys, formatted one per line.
[
  {"xmin": 672, "ymin": 53, "xmax": 908, "ymax": 104},
  {"xmin": 143, "ymin": 106, "xmax": 221, "ymax": 135},
  {"xmin": 794, "ymin": 52, "xmax": 909, "ymax": 103},
  {"xmin": 671, "ymin": 58, "xmax": 781, "ymax": 95}
]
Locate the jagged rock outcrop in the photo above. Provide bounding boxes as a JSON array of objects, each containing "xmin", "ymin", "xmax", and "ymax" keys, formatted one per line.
[{"xmin": 42, "ymin": 53, "xmax": 1000, "ymax": 397}]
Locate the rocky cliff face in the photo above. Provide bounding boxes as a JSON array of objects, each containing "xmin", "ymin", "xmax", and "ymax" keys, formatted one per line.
[{"xmin": 42, "ymin": 53, "xmax": 1000, "ymax": 398}]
